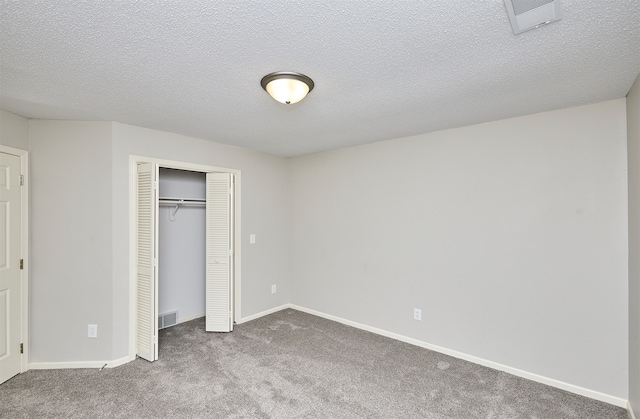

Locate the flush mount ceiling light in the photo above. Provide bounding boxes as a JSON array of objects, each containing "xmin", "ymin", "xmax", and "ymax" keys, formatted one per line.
[
  {"xmin": 504, "ymin": 0, "xmax": 562, "ymax": 35},
  {"xmin": 261, "ymin": 72, "xmax": 314, "ymax": 105}
]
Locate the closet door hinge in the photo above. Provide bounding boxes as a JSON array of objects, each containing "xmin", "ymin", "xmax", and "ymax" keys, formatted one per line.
[
  {"xmin": 20, "ymin": 343, "xmax": 23, "ymax": 354},
  {"xmin": 19, "ymin": 175, "xmax": 24, "ymax": 186},
  {"xmin": 19, "ymin": 259, "xmax": 23, "ymax": 270}
]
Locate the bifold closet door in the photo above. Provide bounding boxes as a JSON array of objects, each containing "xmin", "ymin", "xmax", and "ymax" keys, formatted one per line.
[
  {"xmin": 205, "ymin": 172, "xmax": 234, "ymax": 332},
  {"xmin": 136, "ymin": 162, "xmax": 158, "ymax": 361}
]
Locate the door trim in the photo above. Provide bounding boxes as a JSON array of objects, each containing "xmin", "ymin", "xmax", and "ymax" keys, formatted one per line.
[
  {"xmin": 128, "ymin": 155, "xmax": 241, "ymax": 359},
  {"xmin": 0, "ymin": 145, "xmax": 29, "ymax": 374}
]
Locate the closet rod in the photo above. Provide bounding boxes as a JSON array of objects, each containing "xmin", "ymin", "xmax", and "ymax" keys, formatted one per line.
[{"xmin": 159, "ymin": 199, "xmax": 206, "ymax": 206}]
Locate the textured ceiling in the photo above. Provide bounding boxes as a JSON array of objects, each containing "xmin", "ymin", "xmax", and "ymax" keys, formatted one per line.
[{"xmin": 1, "ymin": 1, "xmax": 638, "ymax": 156}]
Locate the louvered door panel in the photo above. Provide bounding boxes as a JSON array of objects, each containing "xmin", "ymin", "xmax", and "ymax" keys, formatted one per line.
[
  {"xmin": 205, "ymin": 173, "xmax": 232, "ymax": 332},
  {"xmin": 136, "ymin": 163, "xmax": 158, "ymax": 361}
]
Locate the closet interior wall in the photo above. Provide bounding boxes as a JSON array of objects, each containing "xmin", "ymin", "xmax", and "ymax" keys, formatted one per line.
[{"xmin": 158, "ymin": 168, "xmax": 206, "ymax": 326}]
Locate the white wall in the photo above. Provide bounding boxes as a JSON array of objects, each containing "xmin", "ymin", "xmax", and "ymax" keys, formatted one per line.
[
  {"xmin": 24, "ymin": 120, "xmax": 289, "ymax": 364},
  {"xmin": 111, "ymin": 122, "xmax": 290, "ymax": 359},
  {"xmin": 0, "ymin": 109, "xmax": 29, "ymax": 150},
  {"xmin": 158, "ymin": 168, "xmax": 206, "ymax": 322},
  {"xmin": 628, "ymin": 72, "xmax": 640, "ymax": 416},
  {"xmin": 290, "ymin": 99, "xmax": 629, "ymax": 399},
  {"xmin": 29, "ymin": 121, "xmax": 113, "ymax": 362}
]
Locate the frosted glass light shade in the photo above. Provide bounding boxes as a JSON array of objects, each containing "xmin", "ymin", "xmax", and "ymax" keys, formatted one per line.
[
  {"xmin": 261, "ymin": 72, "xmax": 314, "ymax": 105},
  {"xmin": 265, "ymin": 78, "xmax": 309, "ymax": 104}
]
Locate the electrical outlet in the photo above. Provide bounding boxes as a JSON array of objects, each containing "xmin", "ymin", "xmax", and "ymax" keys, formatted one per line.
[
  {"xmin": 88, "ymin": 324, "xmax": 98, "ymax": 338},
  {"xmin": 271, "ymin": 284, "xmax": 276, "ymax": 294},
  {"xmin": 413, "ymin": 308, "xmax": 422, "ymax": 321},
  {"xmin": 250, "ymin": 234, "xmax": 256, "ymax": 244}
]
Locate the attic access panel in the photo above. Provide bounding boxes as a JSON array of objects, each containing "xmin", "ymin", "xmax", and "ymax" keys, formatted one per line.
[{"xmin": 504, "ymin": 0, "xmax": 562, "ymax": 35}]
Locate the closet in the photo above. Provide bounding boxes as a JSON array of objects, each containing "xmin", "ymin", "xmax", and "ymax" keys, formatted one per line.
[
  {"xmin": 135, "ymin": 160, "xmax": 236, "ymax": 362},
  {"xmin": 158, "ymin": 168, "xmax": 206, "ymax": 329}
]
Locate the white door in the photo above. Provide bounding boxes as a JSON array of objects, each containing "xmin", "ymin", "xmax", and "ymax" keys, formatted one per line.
[
  {"xmin": 0, "ymin": 153, "xmax": 22, "ymax": 384},
  {"xmin": 205, "ymin": 173, "xmax": 234, "ymax": 332},
  {"xmin": 136, "ymin": 163, "xmax": 158, "ymax": 361}
]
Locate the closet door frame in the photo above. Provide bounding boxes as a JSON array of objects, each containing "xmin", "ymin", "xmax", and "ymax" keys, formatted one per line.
[{"xmin": 129, "ymin": 155, "xmax": 241, "ymax": 360}]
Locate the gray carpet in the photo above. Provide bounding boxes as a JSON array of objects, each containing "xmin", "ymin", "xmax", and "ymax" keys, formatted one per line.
[{"xmin": 0, "ymin": 308, "xmax": 629, "ymax": 418}]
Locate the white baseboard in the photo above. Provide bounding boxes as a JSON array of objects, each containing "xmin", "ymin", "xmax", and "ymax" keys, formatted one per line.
[
  {"xmin": 29, "ymin": 354, "xmax": 134, "ymax": 371},
  {"xmin": 630, "ymin": 401, "xmax": 638, "ymax": 419},
  {"xmin": 289, "ymin": 304, "xmax": 627, "ymax": 408},
  {"xmin": 237, "ymin": 304, "xmax": 291, "ymax": 324}
]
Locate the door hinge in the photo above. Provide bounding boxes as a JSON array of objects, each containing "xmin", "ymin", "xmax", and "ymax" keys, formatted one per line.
[
  {"xmin": 20, "ymin": 343, "xmax": 23, "ymax": 354},
  {"xmin": 19, "ymin": 175, "xmax": 24, "ymax": 186},
  {"xmin": 19, "ymin": 259, "xmax": 23, "ymax": 270}
]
